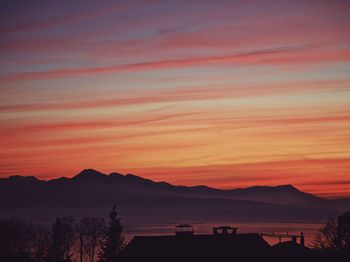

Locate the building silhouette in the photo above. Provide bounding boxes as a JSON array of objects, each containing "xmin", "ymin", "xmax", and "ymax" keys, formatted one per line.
[{"xmin": 119, "ymin": 225, "xmax": 311, "ymax": 262}]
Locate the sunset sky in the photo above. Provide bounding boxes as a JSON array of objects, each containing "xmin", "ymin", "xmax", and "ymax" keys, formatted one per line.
[{"xmin": 1, "ymin": 0, "xmax": 350, "ymax": 198}]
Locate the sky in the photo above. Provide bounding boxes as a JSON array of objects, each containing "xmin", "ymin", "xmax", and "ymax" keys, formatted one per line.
[{"xmin": 1, "ymin": 0, "xmax": 350, "ymax": 198}]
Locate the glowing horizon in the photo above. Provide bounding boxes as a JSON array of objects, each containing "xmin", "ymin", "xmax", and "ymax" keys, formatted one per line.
[{"xmin": 1, "ymin": 0, "xmax": 350, "ymax": 198}]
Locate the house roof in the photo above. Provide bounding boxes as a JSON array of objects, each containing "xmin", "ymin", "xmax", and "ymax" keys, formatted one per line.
[
  {"xmin": 272, "ymin": 240, "xmax": 313, "ymax": 257},
  {"xmin": 119, "ymin": 233, "xmax": 271, "ymax": 262}
]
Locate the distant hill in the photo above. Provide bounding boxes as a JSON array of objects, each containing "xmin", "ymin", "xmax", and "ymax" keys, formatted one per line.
[{"xmin": 0, "ymin": 169, "xmax": 348, "ymax": 225}]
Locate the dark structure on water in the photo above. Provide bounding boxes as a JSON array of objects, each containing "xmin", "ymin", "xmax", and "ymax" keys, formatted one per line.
[{"xmin": 119, "ymin": 225, "xmax": 310, "ymax": 262}]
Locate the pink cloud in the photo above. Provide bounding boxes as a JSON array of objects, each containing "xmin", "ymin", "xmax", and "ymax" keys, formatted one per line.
[
  {"xmin": 2, "ymin": 45, "xmax": 349, "ymax": 82},
  {"xmin": 1, "ymin": 78, "xmax": 349, "ymax": 113}
]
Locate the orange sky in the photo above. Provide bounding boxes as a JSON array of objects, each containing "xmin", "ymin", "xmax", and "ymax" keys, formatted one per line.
[{"xmin": 1, "ymin": 0, "xmax": 350, "ymax": 198}]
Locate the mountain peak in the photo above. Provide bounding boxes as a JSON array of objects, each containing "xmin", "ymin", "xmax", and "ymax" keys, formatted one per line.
[
  {"xmin": 7, "ymin": 175, "xmax": 39, "ymax": 183},
  {"xmin": 242, "ymin": 184, "xmax": 299, "ymax": 192},
  {"xmin": 276, "ymin": 184, "xmax": 299, "ymax": 191},
  {"xmin": 73, "ymin": 169, "xmax": 106, "ymax": 180}
]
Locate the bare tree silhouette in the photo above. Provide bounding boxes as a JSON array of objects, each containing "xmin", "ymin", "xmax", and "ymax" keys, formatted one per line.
[
  {"xmin": 77, "ymin": 217, "xmax": 105, "ymax": 262},
  {"xmin": 313, "ymin": 217, "xmax": 338, "ymax": 250},
  {"xmin": 31, "ymin": 226, "xmax": 50, "ymax": 262},
  {"xmin": 0, "ymin": 218, "xmax": 34, "ymax": 262},
  {"xmin": 337, "ymin": 211, "xmax": 350, "ymax": 249}
]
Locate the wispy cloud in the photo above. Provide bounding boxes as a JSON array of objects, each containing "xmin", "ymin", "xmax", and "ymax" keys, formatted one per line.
[
  {"xmin": 1, "ymin": 78, "xmax": 349, "ymax": 113},
  {"xmin": 3, "ymin": 44, "xmax": 347, "ymax": 81}
]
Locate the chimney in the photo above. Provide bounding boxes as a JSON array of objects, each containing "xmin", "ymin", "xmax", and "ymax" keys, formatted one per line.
[
  {"xmin": 300, "ymin": 232, "xmax": 305, "ymax": 247},
  {"xmin": 213, "ymin": 226, "xmax": 238, "ymax": 235},
  {"xmin": 175, "ymin": 224, "xmax": 194, "ymax": 236}
]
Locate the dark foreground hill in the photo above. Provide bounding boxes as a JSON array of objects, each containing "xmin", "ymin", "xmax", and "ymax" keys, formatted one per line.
[{"xmin": 0, "ymin": 169, "xmax": 348, "ymax": 226}]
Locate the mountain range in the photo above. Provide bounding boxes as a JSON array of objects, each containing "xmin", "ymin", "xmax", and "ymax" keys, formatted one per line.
[{"xmin": 0, "ymin": 169, "xmax": 349, "ymax": 227}]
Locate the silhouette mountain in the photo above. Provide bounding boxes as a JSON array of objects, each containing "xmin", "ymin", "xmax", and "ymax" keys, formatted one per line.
[
  {"xmin": 227, "ymin": 184, "xmax": 324, "ymax": 206},
  {"xmin": 47, "ymin": 169, "xmax": 325, "ymax": 206},
  {"xmin": 0, "ymin": 169, "xmax": 348, "ymax": 225},
  {"xmin": 73, "ymin": 168, "xmax": 106, "ymax": 180},
  {"xmin": 1, "ymin": 169, "xmax": 324, "ymax": 205}
]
